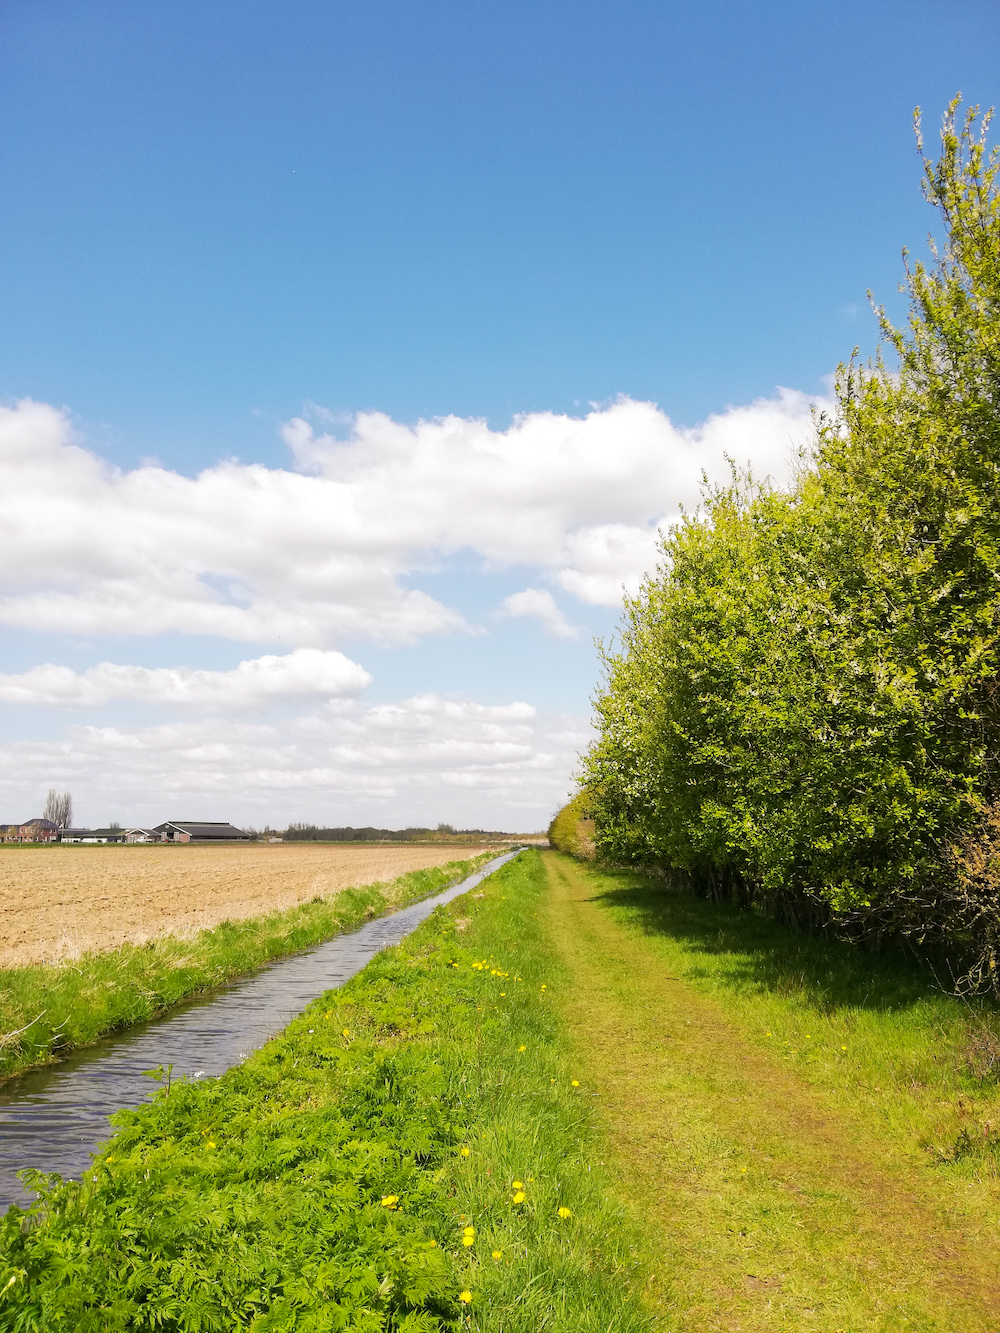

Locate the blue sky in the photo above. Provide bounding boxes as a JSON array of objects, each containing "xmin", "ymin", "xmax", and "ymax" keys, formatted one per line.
[{"xmin": 0, "ymin": 1, "xmax": 996, "ymax": 829}]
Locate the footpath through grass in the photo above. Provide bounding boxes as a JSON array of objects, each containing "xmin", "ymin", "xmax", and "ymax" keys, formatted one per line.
[
  {"xmin": 541, "ymin": 851, "xmax": 1000, "ymax": 1332},
  {"xmin": 0, "ymin": 849, "xmax": 651, "ymax": 1332},
  {"xmin": 0, "ymin": 853, "xmax": 495, "ymax": 1084}
]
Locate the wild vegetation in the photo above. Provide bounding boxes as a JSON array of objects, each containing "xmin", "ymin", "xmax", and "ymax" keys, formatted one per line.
[
  {"xmin": 0, "ymin": 854, "xmax": 493, "ymax": 1084},
  {"xmin": 584, "ymin": 101, "xmax": 1000, "ymax": 989},
  {"xmin": 545, "ymin": 792, "xmax": 594, "ymax": 859},
  {"xmin": 0, "ymin": 852, "xmax": 650, "ymax": 1333},
  {"xmin": 540, "ymin": 852, "xmax": 1000, "ymax": 1331}
]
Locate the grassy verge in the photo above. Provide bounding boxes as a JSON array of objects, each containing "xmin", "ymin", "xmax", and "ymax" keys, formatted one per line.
[
  {"xmin": 584, "ymin": 858, "xmax": 1000, "ymax": 1170},
  {"xmin": 543, "ymin": 852, "xmax": 1000, "ymax": 1331},
  {"xmin": 0, "ymin": 853, "xmax": 496, "ymax": 1084},
  {"xmin": 0, "ymin": 849, "xmax": 652, "ymax": 1332}
]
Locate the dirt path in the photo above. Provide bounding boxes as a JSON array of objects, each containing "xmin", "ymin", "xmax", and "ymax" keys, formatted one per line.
[
  {"xmin": 540, "ymin": 852, "xmax": 1000, "ymax": 1332},
  {"xmin": 0, "ymin": 843, "xmax": 494, "ymax": 967}
]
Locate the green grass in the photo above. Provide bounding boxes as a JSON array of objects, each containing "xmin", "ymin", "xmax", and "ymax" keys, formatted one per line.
[
  {"xmin": 0, "ymin": 853, "xmax": 496, "ymax": 1084},
  {"xmin": 541, "ymin": 852, "xmax": 1000, "ymax": 1331},
  {"xmin": 0, "ymin": 850, "xmax": 653, "ymax": 1332},
  {"xmin": 589, "ymin": 865, "xmax": 1000, "ymax": 1171}
]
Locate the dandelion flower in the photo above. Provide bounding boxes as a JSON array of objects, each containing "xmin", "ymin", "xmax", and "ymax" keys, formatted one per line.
[
  {"xmin": 512, "ymin": 1190, "xmax": 526, "ymax": 1204},
  {"xmin": 463, "ymin": 1225, "xmax": 475, "ymax": 1236},
  {"xmin": 517, "ymin": 1045, "xmax": 526, "ymax": 1053},
  {"xmin": 460, "ymin": 1147, "xmax": 471, "ymax": 1157},
  {"xmin": 459, "ymin": 1291, "xmax": 472, "ymax": 1304},
  {"xmin": 463, "ymin": 1234, "xmax": 475, "ymax": 1246},
  {"xmin": 841, "ymin": 1044, "xmax": 847, "ymax": 1051},
  {"xmin": 206, "ymin": 1141, "xmax": 216, "ymax": 1149},
  {"xmin": 380, "ymin": 1195, "xmax": 399, "ymax": 1208},
  {"xmin": 512, "ymin": 1180, "xmax": 523, "ymax": 1189},
  {"xmin": 571, "ymin": 1080, "xmax": 579, "ymax": 1087},
  {"xmin": 557, "ymin": 1206, "xmax": 572, "ymax": 1219},
  {"xmin": 429, "ymin": 1239, "xmax": 437, "ymax": 1248},
  {"xmin": 492, "ymin": 1250, "xmax": 503, "ymax": 1260},
  {"xmin": 343, "ymin": 1029, "xmax": 351, "ymax": 1038}
]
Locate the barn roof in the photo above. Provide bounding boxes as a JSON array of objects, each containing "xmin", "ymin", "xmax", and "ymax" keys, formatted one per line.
[{"xmin": 154, "ymin": 821, "xmax": 251, "ymax": 840}]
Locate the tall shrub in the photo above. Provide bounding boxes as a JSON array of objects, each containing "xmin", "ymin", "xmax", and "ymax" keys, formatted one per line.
[{"xmin": 585, "ymin": 101, "xmax": 1000, "ymax": 964}]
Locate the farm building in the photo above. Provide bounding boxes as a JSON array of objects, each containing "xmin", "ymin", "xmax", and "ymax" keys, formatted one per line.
[
  {"xmin": 55, "ymin": 828, "xmax": 98, "ymax": 844},
  {"xmin": 0, "ymin": 818, "xmax": 59, "ymax": 843},
  {"xmin": 153, "ymin": 821, "xmax": 251, "ymax": 843}
]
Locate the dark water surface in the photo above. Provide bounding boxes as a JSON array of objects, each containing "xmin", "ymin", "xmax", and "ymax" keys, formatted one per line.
[{"xmin": 0, "ymin": 849, "xmax": 521, "ymax": 1213}]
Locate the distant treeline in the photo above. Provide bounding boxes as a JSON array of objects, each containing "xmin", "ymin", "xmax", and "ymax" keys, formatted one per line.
[
  {"xmin": 582, "ymin": 104, "xmax": 1000, "ymax": 996},
  {"xmin": 283, "ymin": 823, "xmax": 507, "ymax": 842}
]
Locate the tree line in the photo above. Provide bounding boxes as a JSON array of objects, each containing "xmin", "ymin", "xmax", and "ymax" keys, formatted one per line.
[{"xmin": 582, "ymin": 102, "xmax": 1000, "ymax": 994}]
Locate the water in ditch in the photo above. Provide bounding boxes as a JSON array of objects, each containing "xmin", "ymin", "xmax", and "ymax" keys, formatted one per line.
[{"xmin": 0, "ymin": 849, "xmax": 520, "ymax": 1213}]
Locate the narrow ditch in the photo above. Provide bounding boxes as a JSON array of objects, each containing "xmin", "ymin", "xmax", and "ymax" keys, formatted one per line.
[{"xmin": 0, "ymin": 849, "xmax": 521, "ymax": 1213}]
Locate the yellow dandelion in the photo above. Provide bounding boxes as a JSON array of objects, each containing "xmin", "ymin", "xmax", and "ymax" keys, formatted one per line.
[
  {"xmin": 343, "ymin": 1029, "xmax": 351, "ymax": 1038},
  {"xmin": 459, "ymin": 1291, "xmax": 472, "ymax": 1305},
  {"xmin": 571, "ymin": 1080, "xmax": 579, "ymax": 1087},
  {"xmin": 429, "ymin": 1239, "xmax": 437, "ymax": 1247},
  {"xmin": 517, "ymin": 1044, "xmax": 526, "ymax": 1052},
  {"xmin": 492, "ymin": 1250, "xmax": 503, "ymax": 1260},
  {"xmin": 460, "ymin": 1147, "xmax": 471, "ymax": 1157},
  {"xmin": 841, "ymin": 1044, "xmax": 847, "ymax": 1051},
  {"xmin": 463, "ymin": 1234, "xmax": 475, "ymax": 1246},
  {"xmin": 557, "ymin": 1206, "xmax": 572, "ymax": 1219},
  {"xmin": 380, "ymin": 1195, "xmax": 399, "ymax": 1208},
  {"xmin": 512, "ymin": 1190, "xmax": 526, "ymax": 1204},
  {"xmin": 206, "ymin": 1141, "xmax": 216, "ymax": 1149},
  {"xmin": 512, "ymin": 1180, "xmax": 523, "ymax": 1189},
  {"xmin": 463, "ymin": 1225, "xmax": 475, "ymax": 1235}
]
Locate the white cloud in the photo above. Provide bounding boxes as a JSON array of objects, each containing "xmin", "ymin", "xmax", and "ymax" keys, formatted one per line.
[
  {"xmin": 499, "ymin": 588, "xmax": 578, "ymax": 640},
  {"xmin": 0, "ymin": 695, "xmax": 587, "ymax": 830},
  {"xmin": 0, "ymin": 648, "xmax": 371, "ymax": 708},
  {"xmin": 0, "ymin": 390, "xmax": 821, "ymax": 645}
]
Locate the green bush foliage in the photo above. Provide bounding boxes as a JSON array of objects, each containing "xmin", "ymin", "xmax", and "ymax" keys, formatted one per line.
[
  {"xmin": 546, "ymin": 793, "xmax": 595, "ymax": 859},
  {"xmin": 584, "ymin": 101, "xmax": 1000, "ymax": 973},
  {"xmin": 0, "ymin": 852, "xmax": 650, "ymax": 1332}
]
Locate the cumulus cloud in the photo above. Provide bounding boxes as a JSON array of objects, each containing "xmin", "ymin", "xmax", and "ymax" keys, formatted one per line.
[
  {"xmin": 0, "ymin": 649, "xmax": 371, "ymax": 708},
  {"xmin": 0, "ymin": 695, "xmax": 587, "ymax": 830},
  {"xmin": 499, "ymin": 588, "xmax": 578, "ymax": 640},
  {"xmin": 0, "ymin": 391, "xmax": 821, "ymax": 644}
]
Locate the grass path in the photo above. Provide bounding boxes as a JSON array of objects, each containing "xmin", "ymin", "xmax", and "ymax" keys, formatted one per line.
[{"xmin": 540, "ymin": 851, "xmax": 1000, "ymax": 1332}]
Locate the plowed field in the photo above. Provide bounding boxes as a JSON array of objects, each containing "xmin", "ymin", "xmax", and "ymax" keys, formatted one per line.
[{"xmin": 0, "ymin": 842, "xmax": 493, "ymax": 967}]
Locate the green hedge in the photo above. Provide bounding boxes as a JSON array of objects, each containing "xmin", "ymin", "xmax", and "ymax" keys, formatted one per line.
[{"xmin": 584, "ymin": 101, "xmax": 1000, "ymax": 973}]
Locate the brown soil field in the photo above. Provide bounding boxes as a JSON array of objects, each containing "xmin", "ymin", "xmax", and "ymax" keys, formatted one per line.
[{"xmin": 0, "ymin": 842, "xmax": 495, "ymax": 968}]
